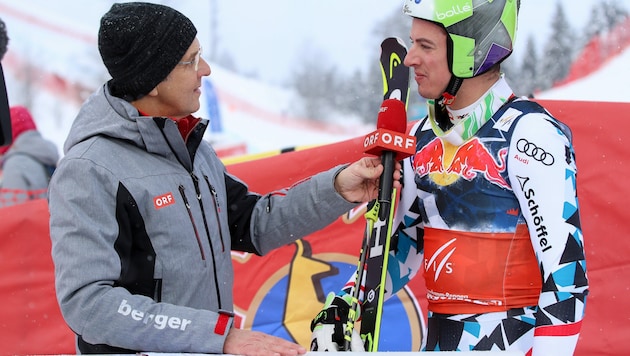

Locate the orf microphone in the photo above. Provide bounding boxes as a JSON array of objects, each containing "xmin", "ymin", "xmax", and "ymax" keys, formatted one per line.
[
  {"xmin": 364, "ymin": 99, "xmax": 415, "ymax": 160},
  {"xmin": 363, "ymin": 98, "xmax": 415, "ymax": 207}
]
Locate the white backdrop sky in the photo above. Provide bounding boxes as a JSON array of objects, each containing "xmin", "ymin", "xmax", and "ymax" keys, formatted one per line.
[
  {"xmin": 0, "ymin": 0, "xmax": 629, "ymax": 156},
  {"xmin": 213, "ymin": 0, "xmax": 630, "ymax": 84},
  {"xmin": 200, "ymin": 0, "xmax": 630, "ymax": 84},
  {"xmin": 2, "ymin": 0, "xmax": 629, "ymax": 85}
]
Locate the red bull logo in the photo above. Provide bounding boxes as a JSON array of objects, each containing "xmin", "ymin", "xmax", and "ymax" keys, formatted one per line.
[{"xmin": 413, "ymin": 137, "xmax": 510, "ymax": 188}]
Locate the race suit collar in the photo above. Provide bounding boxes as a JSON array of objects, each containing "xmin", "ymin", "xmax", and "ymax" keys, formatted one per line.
[{"xmin": 427, "ymin": 74, "xmax": 514, "ymax": 146}]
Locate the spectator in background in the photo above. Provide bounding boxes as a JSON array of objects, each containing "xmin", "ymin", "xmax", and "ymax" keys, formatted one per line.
[{"xmin": 0, "ymin": 106, "xmax": 59, "ymax": 207}]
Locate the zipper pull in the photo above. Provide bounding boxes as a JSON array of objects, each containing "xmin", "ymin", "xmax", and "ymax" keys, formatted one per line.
[{"xmin": 210, "ymin": 185, "xmax": 221, "ymax": 213}]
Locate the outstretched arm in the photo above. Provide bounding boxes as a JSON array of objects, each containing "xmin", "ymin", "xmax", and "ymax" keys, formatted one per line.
[{"xmin": 334, "ymin": 156, "xmax": 402, "ymax": 203}]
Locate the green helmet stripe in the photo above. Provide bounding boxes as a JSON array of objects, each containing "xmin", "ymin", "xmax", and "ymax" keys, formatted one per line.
[
  {"xmin": 450, "ymin": 34, "xmax": 475, "ymax": 78},
  {"xmin": 501, "ymin": 2, "xmax": 518, "ymax": 43}
]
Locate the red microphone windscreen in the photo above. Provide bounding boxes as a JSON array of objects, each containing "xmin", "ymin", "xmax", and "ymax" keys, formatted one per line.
[
  {"xmin": 376, "ymin": 98, "xmax": 407, "ymax": 133},
  {"xmin": 363, "ymin": 98, "xmax": 415, "ymax": 160}
]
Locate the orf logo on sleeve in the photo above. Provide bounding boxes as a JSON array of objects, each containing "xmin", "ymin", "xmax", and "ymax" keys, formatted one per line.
[{"xmin": 154, "ymin": 192, "xmax": 175, "ymax": 210}]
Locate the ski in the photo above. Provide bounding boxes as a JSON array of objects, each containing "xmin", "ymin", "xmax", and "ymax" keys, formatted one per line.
[
  {"xmin": 0, "ymin": 64, "xmax": 11, "ymax": 146},
  {"xmin": 379, "ymin": 37, "xmax": 410, "ymax": 105},
  {"xmin": 344, "ymin": 37, "xmax": 410, "ymax": 352}
]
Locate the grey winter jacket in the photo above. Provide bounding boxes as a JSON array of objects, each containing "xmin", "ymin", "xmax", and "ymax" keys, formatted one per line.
[
  {"xmin": 0, "ymin": 130, "xmax": 59, "ymax": 207},
  {"xmin": 48, "ymin": 85, "xmax": 355, "ymax": 354}
]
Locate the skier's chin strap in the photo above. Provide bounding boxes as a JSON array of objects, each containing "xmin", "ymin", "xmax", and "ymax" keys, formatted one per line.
[{"xmin": 435, "ymin": 75, "xmax": 464, "ymax": 131}]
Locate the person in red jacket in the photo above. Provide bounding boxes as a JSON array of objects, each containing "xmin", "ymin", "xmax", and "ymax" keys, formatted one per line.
[{"xmin": 0, "ymin": 106, "xmax": 59, "ymax": 207}]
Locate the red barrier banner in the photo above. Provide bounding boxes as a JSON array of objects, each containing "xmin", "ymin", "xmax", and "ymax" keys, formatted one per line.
[
  {"xmin": 0, "ymin": 199, "xmax": 75, "ymax": 353},
  {"xmin": 227, "ymin": 99, "xmax": 630, "ymax": 355},
  {"xmin": 0, "ymin": 100, "xmax": 628, "ymax": 355}
]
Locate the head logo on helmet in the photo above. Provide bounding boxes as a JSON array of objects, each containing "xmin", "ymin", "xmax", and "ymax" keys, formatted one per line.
[{"xmin": 403, "ymin": 0, "xmax": 518, "ymax": 79}]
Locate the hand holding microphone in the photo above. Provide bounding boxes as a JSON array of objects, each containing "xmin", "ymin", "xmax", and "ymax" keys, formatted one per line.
[
  {"xmin": 334, "ymin": 99, "xmax": 415, "ymax": 204},
  {"xmin": 363, "ymin": 98, "xmax": 415, "ymax": 206},
  {"xmin": 318, "ymin": 98, "xmax": 416, "ymax": 352}
]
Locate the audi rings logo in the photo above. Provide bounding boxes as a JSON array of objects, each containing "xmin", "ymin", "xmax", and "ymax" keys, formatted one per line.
[{"xmin": 516, "ymin": 139, "xmax": 554, "ymax": 166}]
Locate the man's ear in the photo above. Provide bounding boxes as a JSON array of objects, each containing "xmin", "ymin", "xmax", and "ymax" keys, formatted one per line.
[{"xmin": 147, "ymin": 87, "xmax": 159, "ymax": 97}]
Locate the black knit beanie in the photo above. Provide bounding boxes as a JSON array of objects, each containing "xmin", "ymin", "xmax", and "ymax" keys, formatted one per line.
[{"xmin": 98, "ymin": 2, "xmax": 197, "ymax": 101}]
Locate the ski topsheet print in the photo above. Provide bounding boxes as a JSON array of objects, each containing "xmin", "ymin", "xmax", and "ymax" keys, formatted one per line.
[{"xmin": 350, "ymin": 37, "xmax": 411, "ymax": 352}]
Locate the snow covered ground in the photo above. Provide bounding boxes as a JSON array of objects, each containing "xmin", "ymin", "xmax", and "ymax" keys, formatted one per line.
[
  {"xmin": 536, "ymin": 46, "xmax": 630, "ymax": 102},
  {"xmin": 0, "ymin": 0, "xmax": 372, "ymax": 158}
]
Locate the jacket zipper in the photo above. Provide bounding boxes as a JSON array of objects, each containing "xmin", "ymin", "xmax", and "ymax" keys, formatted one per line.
[
  {"xmin": 204, "ymin": 175, "xmax": 226, "ymax": 252},
  {"xmin": 191, "ymin": 172, "xmax": 224, "ymax": 309},
  {"xmin": 178, "ymin": 185, "xmax": 206, "ymax": 263}
]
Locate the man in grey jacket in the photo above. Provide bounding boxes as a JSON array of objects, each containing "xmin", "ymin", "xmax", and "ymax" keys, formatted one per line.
[{"xmin": 48, "ymin": 2, "xmax": 401, "ymax": 355}]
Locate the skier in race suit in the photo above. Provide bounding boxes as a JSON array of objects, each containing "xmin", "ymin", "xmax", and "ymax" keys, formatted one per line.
[{"xmin": 310, "ymin": 0, "xmax": 588, "ymax": 354}]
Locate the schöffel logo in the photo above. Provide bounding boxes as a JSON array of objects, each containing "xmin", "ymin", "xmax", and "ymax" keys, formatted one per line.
[
  {"xmin": 516, "ymin": 175, "xmax": 553, "ymax": 253},
  {"xmin": 516, "ymin": 139, "xmax": 555, "ymax": 166}
]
